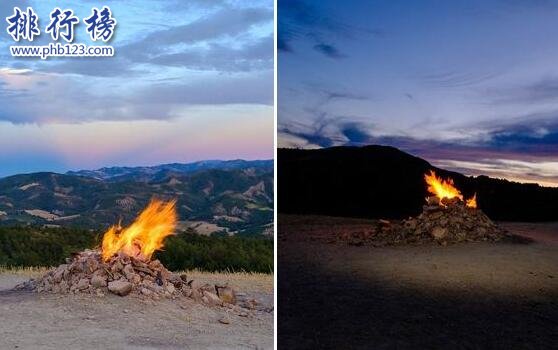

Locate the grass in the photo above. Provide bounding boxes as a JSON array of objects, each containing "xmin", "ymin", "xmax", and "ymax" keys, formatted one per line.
[
  {"xmin": 182, "ymin": 269, "xmax": 274, "ymax": 293},
  {"xmin": 0, "ymin": 266, "xmax": 274, "ymax": 294},
  {"xmin": 0, "ymin": 265, "xmax": 49, "ymax": 277}
]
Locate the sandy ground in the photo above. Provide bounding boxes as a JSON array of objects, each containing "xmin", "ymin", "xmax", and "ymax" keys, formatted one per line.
[
  {"xmin": 0, "ymin": 272, "xmax": 274, "ymax": 350},
  {"xmin": 278, "ymin": 214, "xmax": 558, "ymax": 349}
]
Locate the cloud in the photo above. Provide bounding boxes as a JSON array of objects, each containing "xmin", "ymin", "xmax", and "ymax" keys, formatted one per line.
[
  {"xmin": 277, "ymin": 36, "xmax": 292, "ymax": 52},
  {"xmin": 278, "ymin": 0, "xmax": 381, "ymax": 57},
  {"xmin": 280, "ymin": 114, "xmax": 372, "ymax": 148},
  {"xmin": 319, "ymin": 89, "xmax": 368, "ymax": 102},
  {"xmin": 483, "ymin": 116, "xmax": 558, "ymax": 155},
  {"xmin": 340, "ymin": 122, "xmax": 370, "ymax": 143},
  {"xmin": 418, "ymin": 70, "xmax": 500, "ymax": 88},
  {"xmin": 313, "ymin": 43, "xmax": 345, "ymax": 59},
  {"xmin": 132, "ymin": 70, "xmax": 273, "ymax": 106},
  {"xmin": 121, "ymin": 6, "xmax": 272, "ymax": 66},
  {"xmin": 489, "ymin": 76, "xmax": 558, "ymax": 104},
  {"xmin": 149, "ymin": 34, "xmax": 273, "ymax": 72},
  {"xmin": 0, "ymin": 1, "xmax": 274, "ymax": 124},
  {"xmin": 0, "ymin": 67, "xmax": 273, "ymax": 124},
  {"xmin": 36, "ymin": 58, "xmax": 140, "ymax": 77}
]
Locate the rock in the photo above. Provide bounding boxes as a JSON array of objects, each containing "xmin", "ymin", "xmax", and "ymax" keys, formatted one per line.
[
  {"xmin": 199, "ymin": 283, "xmax": 216, "ymax": 293},
  {"xmin": 168, "ymin": 274, "xmax": 183, "ymax": 289},
  {"xmin": 126, "ymin": 273, "xmax": 141, "ymax": 285},
  {"xmin": 58, "ymin": 280, "xmax": 69, "ymax": 293},
  {"xmin": 144, "ymin": 281, "xmax": 163, "ymax": 293},
  {"xmin": 91, "ymin": 274, "xmax": 107, "ymax": 288},
  {"xmin": 431, "ymin": 226, "xmax": 447, "ymax": 240},
  {"xmin": 203, "ymin": 291, "xmax": 223, "ymax": 306},
  {"xmin": 424, "ymin": 205, "xmax": 441, "ymax": 212},
  {"xmin": 108, "ymin": 280, "xmax": 133, "ymax": 296},
  {"xmin": 86, "ymin": 258, "xmax": 99, "ymax": 272},
  {"xmin": 426, "ymin": 196, "xmax": 440, "ymax": 206},
  {"xmin": 76, "ymin": 278, "xmax": 90, "ymax": 290},
  {"xmin": 111, "ymin": 260, "xmax": 123, "ymax": 273},
  {"xmin": 405, "ymin": 219, "xmax": 417, "ymax": 230},
  {"xmin": 31, "ymin": 248, "xmax": 246, "ymax": 306},
  {"xmin": 216, "ymin": 285, "xmax": 236, "ymax": 304},
  {"xmin": 123, "ymin": 264, "xmax": 135, "ymax": 276},
  {"xmin": 182, "ymin": 288, "xmax": 193, "ymax": 298},
  {"xmin": 43, "ymin": 279, "xmax": 51, "ymax": 291},
  {"xmin": 430, "ymin": 212, "xmax": 443, "ymax": 220},
  {"xmin": 218, "ymin": 317, "xmax": 230, "ymax": 324},
  {"xmin": 53, "ymin": 265, "xmax": 67, "ymax": 283},
  {"xmin": 188, "ymin": 280, "xmax": 203, "ymax": 290}
]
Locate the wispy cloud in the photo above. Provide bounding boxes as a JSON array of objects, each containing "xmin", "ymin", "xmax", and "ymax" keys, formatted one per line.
[
  {"xmin": 0, "ymin": 0, "xmax": 273, "ymax": 125},
  {"xmin": 278, "ymin": 0, "xmax": 381, "ymax": 57},
  {"xmin": 313, "ymin": 43, "xmax": 345, "ymax": 59},
  {"xmin": 418, "ymin": 70, "xmax": 500, "ymax": 88}
]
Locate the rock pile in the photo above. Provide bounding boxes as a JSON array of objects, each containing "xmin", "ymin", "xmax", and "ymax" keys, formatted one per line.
[
  {"xmin": 340, "ymin": 197, "xmax": 520, "ymax": 246},
  {"xmin": 17, "ymin": 249, "xmax": 237, "ymax": 307},
  {"xmin": 398, "ymin": 197, "xmax": 508, "ymax": 245}
]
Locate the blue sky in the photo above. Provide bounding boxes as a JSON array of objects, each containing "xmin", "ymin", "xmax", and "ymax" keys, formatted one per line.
[
  {"xmin": 0, "ymin": 0, "xmax": 273, "ymax": 177},
  {"xmin": 278, "ymin": 0, "xmax": 558, "ymax": 187}
]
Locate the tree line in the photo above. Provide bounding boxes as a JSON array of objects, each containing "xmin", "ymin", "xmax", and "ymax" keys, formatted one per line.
[{"xmin": 0, "ymin": 226, "xmax": 273, "ymax": 273}]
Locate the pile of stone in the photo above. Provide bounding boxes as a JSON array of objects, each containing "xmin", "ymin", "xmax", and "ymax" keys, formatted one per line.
[
  {"xmin": 16, "ymin": 249, "xmax": 237, "ymax": 307},
  {"xmin": 340, "ymin": 197, "xmax": 517, "ymax": 246},
  {"xmin": 398, "ymin": 196, "xmax": 509, "ymax": 245}
]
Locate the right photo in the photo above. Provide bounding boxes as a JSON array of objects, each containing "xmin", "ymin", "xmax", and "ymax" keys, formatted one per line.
[{"xmin": 277, "ymin": 1, "xmax": 558, "ymax": 349}]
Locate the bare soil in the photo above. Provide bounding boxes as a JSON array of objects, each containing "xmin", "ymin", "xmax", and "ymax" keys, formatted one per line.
[
  {"xmin": 0, "ymin": 272, "xmax": 273, "ymax": 349},
  {"xmin": 278, "ymin": 214, "xmax": 558, "ymax": 349}
]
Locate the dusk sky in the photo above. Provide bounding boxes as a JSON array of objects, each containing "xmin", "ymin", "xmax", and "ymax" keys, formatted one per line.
[
  {"xmin": 0, "ymin": 0, "xmax": 273, "ymax": 177},
  {"xmin": 278, "ymin": 0, "xmax": 558, "ymax": 187}
]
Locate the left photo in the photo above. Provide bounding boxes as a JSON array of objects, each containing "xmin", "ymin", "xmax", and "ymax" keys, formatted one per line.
[{"xmin": 0, "ymin": 1, "xmax": 274, "ymax": 349}]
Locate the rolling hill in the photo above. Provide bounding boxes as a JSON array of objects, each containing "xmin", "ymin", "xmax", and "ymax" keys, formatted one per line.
[
  {"xmin": 278, "ymin": 146, "xmax": 558, "ymax": 222},
  {"xmin": 66, "ymin": 160, "xmax": 273, "ymax": 181},
  {"xmin": 0, "ymin": 160, "xmax": 273, "ymax": 235}
]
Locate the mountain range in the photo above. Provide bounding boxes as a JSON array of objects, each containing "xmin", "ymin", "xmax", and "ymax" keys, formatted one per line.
[
  {"xmin": 66, "ymin": 159, "xmax": 273, "ymax": 181},
  {"xmin": 278, "ymin": 146, "xmax": 558, "ymax": 222},
  {"xmin": 0, "ymin": 160, "xmax": 273, "ymax": 235}
]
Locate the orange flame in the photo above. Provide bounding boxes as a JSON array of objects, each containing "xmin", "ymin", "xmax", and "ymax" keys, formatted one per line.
[
  {"xmin": 424, "ymin": 170, "xmax": 478, "ymax": 208},
  {"xmin": 101, "ymin": 199, "xmax": 177, "ymax": 262},
  {"xmin": 466, "ymin": 193, "xmax": 477, "ymax": 208},
  {"xmin": 424, "ymin": 170, "xmax": 463, "ymax": 202}
]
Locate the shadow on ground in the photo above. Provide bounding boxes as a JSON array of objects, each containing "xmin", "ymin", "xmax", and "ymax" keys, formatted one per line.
[{"xmin": 278, "ymin": 242, "xmax": 558, "ymax": 349}]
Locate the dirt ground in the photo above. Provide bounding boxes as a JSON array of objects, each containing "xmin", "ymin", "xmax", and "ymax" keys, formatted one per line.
[
  {"xmin": 278, "ymin": 214, "xmax": 558, "ymax": 349},
  {"xmin": 0, "ymin": 272, "xmax": 274, "ymax": 350}
]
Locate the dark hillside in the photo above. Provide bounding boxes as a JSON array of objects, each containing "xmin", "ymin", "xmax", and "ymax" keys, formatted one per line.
[{"xmin": 278, "ymin": 146, "xmax": 558, "ymax": 222}]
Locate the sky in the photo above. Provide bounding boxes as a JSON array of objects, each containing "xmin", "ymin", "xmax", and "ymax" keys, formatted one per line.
[
  {"xmin": 278, "ymin": 0, "xmax": 558, "ymax": 187},
  {"xmin": 0, "ymin": 0, "xmax": 273, "ymax": 177}
]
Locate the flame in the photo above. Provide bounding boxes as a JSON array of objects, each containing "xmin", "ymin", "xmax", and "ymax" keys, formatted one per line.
[
  {"xmin": 101, "ymin": 199, "xmax": 177, "ymax": 262},
  {"xmin": 466, "ymin": 193, "xmax": 477, "ymax": 208},
  {"xmin": 424, "ymin": 170, "xmax": 478, "ymax": 208},
  {"xmin": 424, "ymin": 170, "xmax": 463, "ymax": 202}
]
